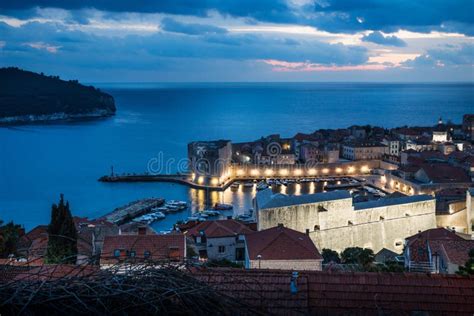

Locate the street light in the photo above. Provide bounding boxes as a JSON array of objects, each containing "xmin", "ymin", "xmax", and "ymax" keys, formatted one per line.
[{"xmin": 257, "ymin": 254, "xmax": 262, "ymax": 269}]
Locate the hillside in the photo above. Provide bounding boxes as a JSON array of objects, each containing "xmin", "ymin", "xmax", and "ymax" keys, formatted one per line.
[{"xmin": 0, "ymin": 68, "xmax": 116, "ymax": 124}]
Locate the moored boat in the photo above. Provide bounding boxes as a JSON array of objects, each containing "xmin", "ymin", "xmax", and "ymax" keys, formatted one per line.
[{"xmin": 213, "ymin": 203, "xmax": 233, "ymax": 210}]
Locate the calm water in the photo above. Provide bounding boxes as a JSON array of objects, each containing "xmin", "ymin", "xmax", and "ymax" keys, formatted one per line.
[{"xmin": 1, "ymin": 83, "xmax": 473, "ymax": 231}]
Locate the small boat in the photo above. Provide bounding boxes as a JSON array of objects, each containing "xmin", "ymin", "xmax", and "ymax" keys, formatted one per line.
[
  {"xmin": 236, "ymin": 214, "xmax": 253, "ymax": 222},
  {"xmin": 198, "ymin": 213, "xmax": 209, "ymax": 218},
  {"xmin": 168, "ymin": 200, "xmax": 188, "ymax": 207},
  {"xmin": 231, "ymin": 182, "xmax": 240, "ymax": 189},
  {"xmin": 256, "ymin": 181, "xmax": 269, "ymax": 191},
  {"xmin": 151, "ymin": 212, "xmax": 166, "ymax": 220},
  {"xmin": 165, "ymin": 205, "xmax": 181, "ymax": 212},
  {"xmin": 203, "ymin": 210, "xmax": 220, "ymax": 216},
  {"xmin": 214, "ymin": 203, "xmax": 233, "ymax": 210},
  {"xmin": 187, "ymin": 216, "xmax": 199, "ymax": 221}
]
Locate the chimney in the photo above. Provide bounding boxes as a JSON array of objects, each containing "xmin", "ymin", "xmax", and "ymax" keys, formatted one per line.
[
  {"xmin": 138, "ymin": 226, "xmax": 147, "ymax": 235},
  {"xmin": 305, "ymin": 229, "xmax": 310, "ymax": 235},
  {"xmin": 277, "ymin": 223, "xmax": 284, "ymax": 228}
]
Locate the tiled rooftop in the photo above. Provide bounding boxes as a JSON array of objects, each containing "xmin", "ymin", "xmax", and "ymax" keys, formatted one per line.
[
  {"xmin": 185, "ymin": 219, "xmax": 254, "ymax": 238},
  {"xmin": 245, "ymin": 225, "xmax": 322, "ymax": 261},
  {"xmin": 193, "ymin": 268, "xmax": 474, "ymax": 315},
  {"xmin": 100, "ymin": 233, "xmax": 185, "ymax": 264}
]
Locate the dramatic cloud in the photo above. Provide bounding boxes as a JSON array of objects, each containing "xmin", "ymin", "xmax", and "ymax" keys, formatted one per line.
[
  {"xmin": 312, "ymin": 0, "xmax": 474, "ymax": 35},
  {"xmin": 0, "ymin": 1, "xmax": 473, "ymax": 81},
  {"xmin": 361, "ymin": 31, "xmax": 406, "ymax": 47},
  {"xmin": 161, "ymin": 18, "xmax": 227, "ymax": 35},
  {"xmin": 1, "ymin": 0, "xmax": 473, "ymax": 35},
  {"xmin": 0, "ymin": 0, "xmax": 295, "ymax": 23},
  {"xmin": 404, "ymin": 43, "xmax": 474, "ymax": 67}
]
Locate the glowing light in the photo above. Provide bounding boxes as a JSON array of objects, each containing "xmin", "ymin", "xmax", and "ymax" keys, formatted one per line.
[
  {"xmin": 322, "ymin": 168, "xmax": 329, "ymax": 174},
  {"xmin": 335, "ymin": 167, "xmax": 343, "ymax": 173},
  {"xmin": 236, "ymin": 169, "xmax": 245, "ymax": 176},
  {"xmin": 347, "ymin": 166, "xmax": 355, "ymax": 173},
  {"xmin": 211, "ymin": 178, "xmax": 219, "ymax": 186},
  {"xmin": 280, "ymin": 169, "xmax": 289, "ymax": 176},
  {"xmin": 265, "ymin": 169, "xmax": 273, "ymax": 176},
  {"xmin": 308, "ymin": 168, "xmax": 317, "ymax": 175},
  {"xmin": 250, "ymin": 169, "xmax": 260, "ymax": 176},
  {"xmin": 294, "ymin": 169, "xmax": 302, "ymax": 176},
  {"xmin": 198, "ymin": 176, "xmax": 204, "ymax": 184},
  {"xmin": 360, "ymin": 165, "xmax": 370, "ymax": 173},
  {"xmin": 295, "ymin": 183, "xmax": 301, "ymax": 195},
  {"xmin": 309, "ymin": 182, "xmax": 316, "ymax": 194}
]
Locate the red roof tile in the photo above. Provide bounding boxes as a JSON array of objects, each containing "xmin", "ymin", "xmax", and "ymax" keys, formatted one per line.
[
  {"xmin": 429, "ymin": 240, "xmax": 474, "ymax": 266},
  {"xmin": 245, "ymin": 226, "xmax": 322, "ymax": 261},
  {"xmin": 100, "ymin": 233, "xmax": 185, "ymax": 264},
  {"xmin": 193, "ymin": 268, "xmax": 474, "ymax": 314},
  {"xmin": 13, "ymin": 264, "xmax": 99, "ymax": 282},
  {"xmin": 406, "ymin": 228, "xmax": 464, "ymax": 243},
  {"xmin": 418, "ymin": 163, "xmax": 471, "ymax": 183},
  {"xmin": 186, "ymin": 219, "xmax": 254, "ymax": 238}
]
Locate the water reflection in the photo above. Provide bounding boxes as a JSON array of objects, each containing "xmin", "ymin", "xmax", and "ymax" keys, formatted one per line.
[{"xmin": 152, "ymin": 179, "xmax": 344, "ymax": 233}]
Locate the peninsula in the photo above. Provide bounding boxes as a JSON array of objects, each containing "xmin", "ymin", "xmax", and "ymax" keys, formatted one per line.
[{"xmin": 0, "ymin": 67, "xmax": 116, "ymax": 125}]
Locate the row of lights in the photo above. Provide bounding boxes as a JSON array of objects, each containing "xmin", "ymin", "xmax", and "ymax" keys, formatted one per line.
[{"xmin": 235, "ymin": 165, "xmax": 370, "ymax": 177}]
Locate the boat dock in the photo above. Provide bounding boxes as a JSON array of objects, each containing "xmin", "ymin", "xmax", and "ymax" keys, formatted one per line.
[
  {"xmin": 99, "ymin": 198, "xmax": 164, "ymax": 225},
  {"xmin": 99, "ymin": 174, "xmax": 235, "ymax": 191}
]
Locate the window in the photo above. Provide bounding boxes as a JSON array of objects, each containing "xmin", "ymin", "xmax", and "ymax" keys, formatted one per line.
[
  {"xmin": 114, "ymin": 249, "xmax": 120, "ymax": 257},
  {"xmin": 130, "ymin": 250, "xmax": 136, "ymax": 258},
  {"xmin": 144, "ymin": 251, "xmax": 151, "ymax": 258},
  {"xmin": 218, "ymin": 245, "xmax": 226, "ymax": 253}
]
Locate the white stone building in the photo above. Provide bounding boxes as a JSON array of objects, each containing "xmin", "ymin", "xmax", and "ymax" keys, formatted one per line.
[{"xmin": 255, "ymin": 189, "xmax": 437, "ymax": 253}]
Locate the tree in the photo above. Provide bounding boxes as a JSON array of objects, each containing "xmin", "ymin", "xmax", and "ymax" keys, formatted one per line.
[
  {"xmin": 321, "ymin": 248, "xmax": 340, "ymax": 264},
  {"xmin": 457, "ymin": 249, "xmax": 474, "ymax": 276},
  {"xmin": 341, "ymin": 247, "xmax": 375, "ymax": 268},
  {"xmin": 0, "ymin": 219, "xmax": 21, "ymax": 258},
  {"xmin": 45, "ymin": 194, "xmax": 78, "ymax": 264}
]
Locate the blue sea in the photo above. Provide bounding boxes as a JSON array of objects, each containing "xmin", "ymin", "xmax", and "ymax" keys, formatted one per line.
[{"xmin": 1, "ymin": 83, "xmax": 473, "ymax": 231}]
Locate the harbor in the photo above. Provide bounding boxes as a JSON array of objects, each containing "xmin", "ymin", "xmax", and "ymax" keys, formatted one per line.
[{"xmin": 95, "ymin": 175, "xmax": 389, "ymax": 234}]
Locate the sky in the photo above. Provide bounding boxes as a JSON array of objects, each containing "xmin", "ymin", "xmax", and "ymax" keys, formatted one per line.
[{"xmin": 0, "ymin": 0, "xmax": 473, "ymax": 82}]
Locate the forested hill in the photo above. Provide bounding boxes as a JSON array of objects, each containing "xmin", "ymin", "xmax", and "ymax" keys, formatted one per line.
[{"xmin": 0, "ymin": 67, "xmax": 116, "ymax": 123}]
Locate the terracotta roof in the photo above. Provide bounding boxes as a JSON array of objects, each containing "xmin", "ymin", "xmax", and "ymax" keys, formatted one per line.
[
  {"xmin": 17, "ymin": 225, "xmax": 48, "ymax": 252},
  {"xmin": 430, "ymin": 240, "xmax": 474, "ymax": 266},
  {"xmin": 193, "ymin": 268, "xmax": 474, "ymax": 314},
  {"xmin": 245, "ymin": 226, "xmax": 322, "ymax": 261},
  {"xmin": 406, "ymin": 228, "xmax": 464, "ymax": 243},
  {"xmin": 406, "ymin": 228, "xmax": 469, "ymax": 263},
  {"xmin": 12, "ymin": 264, "xmax": 99, "ymax": 282},
  {"xmin": 418, "ymin": 163, "xmax": 471, "ymax": 183},
  {"xmin": 436, "ymin": 187, "xmax": 468, "ymax": 197},
  {"xmin": 100, "ymin": 233, "xmax": 185, "ymax": 264},
  {"xmin": 185, "ymin": 219, "xmax": 254, "ymax": 238}
]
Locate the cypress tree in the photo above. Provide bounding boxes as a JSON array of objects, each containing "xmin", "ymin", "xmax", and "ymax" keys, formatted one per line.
[{"xmin": 45, "ymin": 194, "xmax": 78, "ymax": 264}]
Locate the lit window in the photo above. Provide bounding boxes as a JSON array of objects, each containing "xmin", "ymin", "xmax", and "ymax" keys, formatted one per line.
[
  {"xmin": 130, "ymin": 250, "xmax": 136, "ymax": 257},
  {"xmin": 144, "ymin": 251, "xmax": 151, "ymax": 258},
  {"xmin": 114, "ymin": 249, "xmax": 120, "ymax": 257}
]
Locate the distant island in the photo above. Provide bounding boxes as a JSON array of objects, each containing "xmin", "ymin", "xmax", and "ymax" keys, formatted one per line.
[{"xmin": 0, "ymin": 67, "xmax": 116, "ymax": 125}]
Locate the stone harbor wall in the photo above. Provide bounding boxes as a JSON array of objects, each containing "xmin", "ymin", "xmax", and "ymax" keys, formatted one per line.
[{"xmin": 258, "ymin": 197, "xmax": 436, "ymax": 253}]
